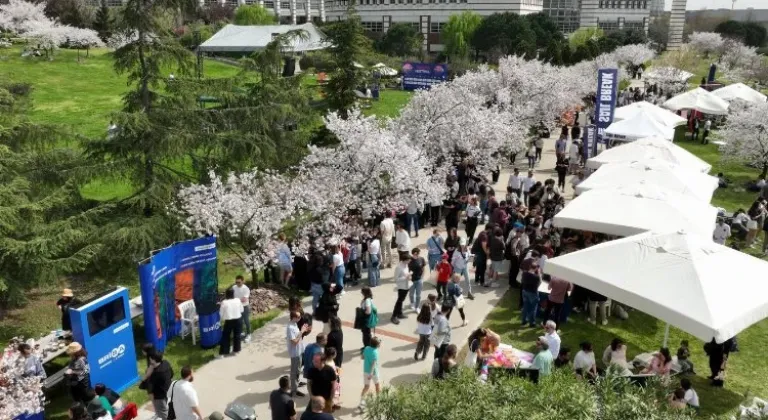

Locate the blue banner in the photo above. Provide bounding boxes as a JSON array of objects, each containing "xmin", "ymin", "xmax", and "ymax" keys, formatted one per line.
[
  {"xmin": 401, "ymin": 62, "xmax": 448, "ymax": 91},
  {"xmin": 582, "ymin": 124, "xmax": 597, "ymax": 161},
  {"xmin": 69, "ymin": 287, "xmax": 140, "ymax": 394},
  {"xmin": 138, "ymin": 236, "xmax": 219, "ymax": 351},
  {"xmin": 594, "ymin": 68, "xmax": 619, "ymax": 144}
]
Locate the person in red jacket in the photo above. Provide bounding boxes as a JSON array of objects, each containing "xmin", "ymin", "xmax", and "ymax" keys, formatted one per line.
[{"xmin": 435, "ymin": 254, "xmax": 452, "ymax": 301}]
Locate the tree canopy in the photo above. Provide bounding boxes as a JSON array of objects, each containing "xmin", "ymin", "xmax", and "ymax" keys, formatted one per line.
[
  {"xmin": 233, "ymin": 4, "xmax": 276, "ymax": 25},
  {"xmin": 716, "ymin": 20, "xmax": 768, "ymax": 48},
  {"xmin": 376, "ymin": 22, "xmax": 422, "ymax": 57},
  {"xmin": 442, "ymin": 11, "xmax": 482, "ymax": 60}
]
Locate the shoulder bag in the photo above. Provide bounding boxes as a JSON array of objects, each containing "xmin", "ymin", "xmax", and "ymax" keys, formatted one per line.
[{"xmin": 167, "ymin": 380, "xmax": 178, "ymax": 420}]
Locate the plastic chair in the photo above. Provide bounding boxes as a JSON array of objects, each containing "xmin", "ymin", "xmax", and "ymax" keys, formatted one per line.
[{"xmin": 178, "ymin": 300, "xmax": 198, "ymax": 345}]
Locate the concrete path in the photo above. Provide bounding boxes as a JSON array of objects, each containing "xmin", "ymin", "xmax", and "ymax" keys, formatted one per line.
[{"xmin": 139, "ymin": 135, "xmax": 570, "ymax": 420}]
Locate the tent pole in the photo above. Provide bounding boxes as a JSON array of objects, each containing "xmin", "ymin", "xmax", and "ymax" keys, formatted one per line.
[{"xmin": 663, "ymin": 323, "xmax": 670, "ymax": 347}]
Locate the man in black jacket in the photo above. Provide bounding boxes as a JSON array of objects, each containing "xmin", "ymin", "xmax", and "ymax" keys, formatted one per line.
[{"xmin": 148, "ymin": 352, "xmax": 174, "ymax": 420}]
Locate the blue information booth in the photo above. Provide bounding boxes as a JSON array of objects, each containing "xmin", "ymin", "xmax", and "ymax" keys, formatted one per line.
[{"xmin": 69, "ymin": 287, "xmax": 140, "ymax": 393}]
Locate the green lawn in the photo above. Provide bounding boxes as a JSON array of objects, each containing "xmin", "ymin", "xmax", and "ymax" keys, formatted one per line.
[
  {"xmin": 482, "ymin": 290, "xmax": 762, "ymax": 418},
  {"xmin": 0, "ymin": 47, "xmax": 241, "ymax": 139},
  {"xmin": 364, "ymin": 89, "xmax": 413, "ymax": 119}
]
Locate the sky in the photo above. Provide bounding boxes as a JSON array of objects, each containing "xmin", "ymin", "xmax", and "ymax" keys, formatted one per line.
[{"xmin": 679, "ymin": 0, "xmax": 767, "ymax": 10}]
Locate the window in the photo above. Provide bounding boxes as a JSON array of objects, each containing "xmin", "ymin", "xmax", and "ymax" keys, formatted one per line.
[
  {"xmin": 361, "ymin": 21, "xmax": 384, "ymax": 32},
  {"xmin": 430, "ymin": 22, "xmax": 445, "ymax": 33},
  {"xmin": 411, "ymin": 22, "xmax": 421, "ymax": 31},
  {"xmin": 281, "ymin": 2, "xmax": 290, "ymax": 8},
  {"xmin": 87, "ymin": 297, "xmax": 126, "ymax": 337},
  {"xmin": 598, "ymin": 0, "xmax": 603, "ymax": 7}
]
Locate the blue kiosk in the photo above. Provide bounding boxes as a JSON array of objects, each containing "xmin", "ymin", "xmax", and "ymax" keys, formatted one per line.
[{"xmin": 69, "ymin": 287, "xmax": 140, "ymax": 393}]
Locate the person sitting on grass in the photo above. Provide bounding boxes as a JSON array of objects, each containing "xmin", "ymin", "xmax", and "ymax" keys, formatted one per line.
[
  {"xmin": 669, "ymin": 388, "xmax": 687, "ymax": 410},
  {"xmin": 641, "ymin": 347, "xmax": 672, "ymax": 378},
  {"xmin": 677, "ymin": 340, "xmax": 694, "ymax": 374},
  {"xmin": 681, "ymin": 378, "xmax": 700, "ymax": 412}
]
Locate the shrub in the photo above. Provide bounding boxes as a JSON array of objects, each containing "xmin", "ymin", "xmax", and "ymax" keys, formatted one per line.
[{"xmin": 365, "ymin": 368, "xmax": 696, "ymax": 420}]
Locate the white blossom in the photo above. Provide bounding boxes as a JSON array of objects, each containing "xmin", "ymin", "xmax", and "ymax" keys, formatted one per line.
[
  {"xmin": 107, "ymin": 30, "xmax": 140, "ymax": 50},
  {"xmin": 66, "ymin": 27, "xmax": 104, "ymax": 50},
  {"xmin": 611, "ymin": 44, "xmax": 656, "ymax": 67},
  {"xmin": 0, "ymin": 0, "xmax": 48, "ymax": 35},
  {"xmin": 688, "ymin": 32, "xmax": 725, "ymax": 58},
  {"xmin": 719, "ymin": 101, "xmax": 768, "ymax": 178}
]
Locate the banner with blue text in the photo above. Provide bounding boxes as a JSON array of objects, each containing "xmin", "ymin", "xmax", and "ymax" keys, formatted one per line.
[
  {"xmin": 594, "ymin": 68, "xmax": 619, "ymax": 144},
  {"xmin": 401, "ymin": 62, "xmax": 448, "ymax": 91}
]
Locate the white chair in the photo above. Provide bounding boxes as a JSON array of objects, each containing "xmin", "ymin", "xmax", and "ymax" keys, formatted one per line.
[{"xmin": 178, "ymin": 300, "xmax": 198, "ymax": 345}]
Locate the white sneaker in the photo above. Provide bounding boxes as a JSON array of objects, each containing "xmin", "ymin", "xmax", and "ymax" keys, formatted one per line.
[
  {"xmin": 214, "ymin": 355, "xmax": 224, "ymax": 360},
  {"xmin": 462, "ymin": 320, "xmax": 468, "ymax": 327},
  {"xmin": 244, "ymin": 335, "xmax": 251, "ymax": 343},
  {"xmin": 340, "ymin": 290, "xmax": 346, "ymax": 296}
]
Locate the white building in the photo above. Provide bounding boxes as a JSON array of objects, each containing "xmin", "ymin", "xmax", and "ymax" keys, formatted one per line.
[{"xmin": 579, "ymin": 0, "xmax": 651, "ymax": 33}]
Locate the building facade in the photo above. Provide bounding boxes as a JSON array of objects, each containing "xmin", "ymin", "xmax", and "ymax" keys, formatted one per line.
[
  {"xmin": 666, "ymin": 0, "xmax": 686, "ymax": 50},
  {"xmin": 323, "ymin": 0, "xmax": 544, "ymax": 52},
  {"xmin": 578, "ymin": 0, "xmax": 650, "ymax": 33}
]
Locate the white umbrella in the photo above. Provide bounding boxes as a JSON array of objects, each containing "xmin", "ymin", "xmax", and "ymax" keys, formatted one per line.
[
  {"xmin": 575, "ymin": 161, "xmax": 719, "ymax": 202},
  {"xmin": 372, "ymin": 62, "xmax": 398, "ymax": 76},
  {"xmin": 711, "ymin": 83, "xmax": 767, "ymax": 103},
  {"xmin": 605, "ymin": 111, "xmax": 675, "ymax": 142},
  {"xmin": 587, "ymin": 136, "xmax": 712, "ymax": 173},
  {"xmin": 543, "ymin": 230, "xmax": 768, "ymax": 344},
  {"xmin": 553, "ymin": 184, "xmax": 717, "ymax": 238},
  {"xmin": 663, "ymin": 87, "xmax": 729, "ymax": 115},
  {"xmin": 613, "ymin": 101, "xmax": 687, "ymax": 128}
]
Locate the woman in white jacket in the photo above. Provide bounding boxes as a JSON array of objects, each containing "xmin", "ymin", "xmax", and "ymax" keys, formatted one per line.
[{"xmin": 451, "ymin": 238, "xmax": 472, "ymax": 300}]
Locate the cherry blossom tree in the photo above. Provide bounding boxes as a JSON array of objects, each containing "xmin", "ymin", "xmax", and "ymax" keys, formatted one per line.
[
  {"xmin": 67, "ymin": 27, "xmax": 104, "ymax": 58},
  {"xmin": 720, "ymin": 101, "xmax": 768, "ymax": 179},
  {"xmin": 177, "ymin": 169, "xmax": 297, "ymax": 278},
  {"xmin": 611, "ymin": 44, "xmax": 656, "ymax": 67},
  {"xmin": 0, "ymin": 0, "xmax": 49, "ymax": 34},
  {"xmin": 568, "ymin": 52, "xmax": 628, "ymax": 99},
  {"xmin": 688, "ymin": 32, "xmax": 724, "ymax": 58}
]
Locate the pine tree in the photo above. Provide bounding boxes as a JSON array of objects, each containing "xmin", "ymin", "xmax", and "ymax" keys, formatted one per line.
[
  {"xmin": 0, "ymin": 80, "xmax": 102, "ymax": 307},
  {"xmin": 322, "ymin": 5, "xmax": 369, "ymax": 119},
  {"xmin": 92, "ymin": 0, "xmax": 113, "ymax": 42}
]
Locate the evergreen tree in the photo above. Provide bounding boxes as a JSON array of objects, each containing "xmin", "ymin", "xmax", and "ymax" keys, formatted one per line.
[
  {"xmin": 92, "ymin": 0, "xmax": 113, "ymax": 42},
  {"xmin": 376, "ymin": 23, "xmax": 422, "ymax": 57},
  {"xmin": 322, "ymin": 5, "xmax": 369, "ymax": 119},
  {"xmin": 0, "ymin": 80, "xmax": 102, "ymax": 307}
]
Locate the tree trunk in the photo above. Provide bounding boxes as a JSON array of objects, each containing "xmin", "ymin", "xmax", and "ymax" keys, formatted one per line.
[
  {"xmin": 250, "ymin": 268, "xmax": 260, "ymax": 289},
  {"xmin": 762, "ymin": 162, "xmax": 768, "ymax": 180}
]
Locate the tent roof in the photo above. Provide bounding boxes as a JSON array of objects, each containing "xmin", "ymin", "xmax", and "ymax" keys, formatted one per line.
[
  {"xmin": 645, "ymin": 67, "xmax": 694, "ymax": 83},
  {"xmin": 543, "ymin": 230, "xmax": 768, "ymax": 343},
  {"xmin": 711, "ymin": 83, "xmax": 767, "ymax": 103},
  {"xmin": 372, "ymin": 62, "xmax": 398, "ymax": 76},
  {"xmin": 553, "ymin": 184, "xmax": 717, "ymax": 237},
  {"xmin": 663, "ymin": 87, "xmax": 730, "ymax": 115},
  {"xmin": 197, "ymin": 23, "xmax": 329, "ymax": 53},
  {"xmin": 605, "ymin": 111, "xmax": 675, "ymax": 142},
  {"xmin": 613, "ymin": 101, "xmax": 687, "ymax": 128},
  {"xmin": 575, "ymin": 161, "xmax": 719, "ymax": 202},
  {"xmin": 586, "ymin": 136, "xmax": 712, "ymax": 173}
]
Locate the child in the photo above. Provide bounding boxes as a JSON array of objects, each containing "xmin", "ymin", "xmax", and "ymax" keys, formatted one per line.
[
  {"xmin": 680, "ymin": 378, "xmax": 700, "ymax": 412},
  {"xmin": 360, "ymin": 336, "xmax": 381, "ymax": 410},
  {"xmin": 435, "ymin": 254, "xmax": 452, "ymax": 300},
  {"xmin": 415, "ymin": 304, "xmax": 432, "ymax": 361},
  {"xmin": 325, "ymin": 347, "xmax": 342, "ymax": 411},
  {"xmin": 427, "ymin": 294, "xmax": 439, "ymax": 323},
  {"xmin": 677, "ymin": 340, "xmax": 694, "ymax": 374}
]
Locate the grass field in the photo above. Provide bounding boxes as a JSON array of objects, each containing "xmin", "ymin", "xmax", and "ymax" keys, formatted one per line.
[{"xmin": 482, "ymin": 290, "xmax": 764, "ymax": 418}]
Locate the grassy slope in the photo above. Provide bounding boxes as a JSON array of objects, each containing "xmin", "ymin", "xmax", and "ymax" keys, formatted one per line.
[{"xmin": 482, "ymin": 291, "xmax": 764, "ymax": 418}]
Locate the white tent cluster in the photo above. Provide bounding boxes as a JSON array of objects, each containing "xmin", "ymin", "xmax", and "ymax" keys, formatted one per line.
[{"xmin": 549, "ymin": 132, "xmax": 768, "ymax": 344}]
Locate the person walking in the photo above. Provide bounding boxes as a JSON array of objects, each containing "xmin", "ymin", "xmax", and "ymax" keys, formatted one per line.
[
  {"xmin": 366, "ymin": 233, "xmax": 381, "ymax": 287},
  {"xmin": 508, "ymin": 167, "xmax": 522, "ymax": 198},
  {"xmin": 431, "ymin": 304, "xmax": 452, "ymax": 359},
  {"xmin": 147, "ymin": 352, "xmax": 173, "ymax": 420},
  {"xmin": 306, "ymin": 351, "xmax": 337, "ymax": 413},
  {"xmin": 359, "ymin": 287, "xmax": 377, "ymax": 350},
  {"xmin": 555, "ymin": 156, "xmax": 568, "ymax": 192},
  {"xmin": 702, "ymin": 118, "xmax": 712, "ymax": 144},
  {"xmin": 359, "ymin": 337, "xmax": 381, "ymax": 410},
  {"xmin": 414, "ymin": 304, "xmax": 432, "ymax": 360},
  {"xmin": 426, "ymin": 229, "xmax": 445, "ymax": 271},
  {"xmin": 487, "ymin": 227, "xmax": 505, "ymax": 288},
  {"xmin": 169, "ymin": 366, "xmax": 203, "ymax": 420},
  {"xmin": 444, "ymin": 274, "xmax": 467, "ymax": 326},
  {"xmin": 471, "ymin": 224, "xmax": 492, "ymax": 287},
  {"xmin": 287, "ymin": 311, "xmax": 309, "ymax": 397},
  {"xmin": 406, "ymin": 198, "xmax": 420, "ymax": 237},
  {"xmin": 408, "ymin": 248, "xmax": 426, "ymax": 312},
  {"xmin": 526, "ymin": 141, "xmax": 536, "ymax": 169},
  {"xmin": 233, "ymin": 275, "xmax": 252, "ymax": 343},
  {"xmin": 534, "ymin": 136, "xmax": 544, "ymax": 163},
  {"xmin": 277, "ymin": 234, "xmax": 293, "ymax": 287},
  {"xmin": 379, "ymin": 211, "xmax": 395, "ymax": 268},
  {"xmin": 434, "ymin": 254, "xmax": 452, "ymax": 301},
  {"xmin": 269, "ymin": 376, "xmax": 297, "ymax": 420},
  {"xmin": 391, "ymin": 253, "xmax": 411, "ymax": 324},
  {"xmin": 330, "ymin": 244, "xmax": 345, "ymax": 293},
  {"xmin": 327, "ymin": 316, "xmax": 344, "ymax": 368},
  {"xmin": 451, "ymin": 237, "xmax": 473, "ymax": 300},
  {"xmin": 521, "ymin": 170, "xmax": 536, "ymax": 206},
  {"xmin": 218, "ymin": 288, "xmax": 244, "ymax": 358},
  {"xmin": 465, "ymin": 197, "xmax": 482, "ymax": 245}
]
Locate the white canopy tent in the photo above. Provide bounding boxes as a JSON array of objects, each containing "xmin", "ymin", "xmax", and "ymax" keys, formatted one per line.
[
  {"xmin": 586, "ymin": 136, "xmax": 712, "ymax": 173},
  {"xmin": 604, "ymin": 111, "xmax": 675, "ymax": 142},
  {"xmin": 575, "ymin": 161, "xmax": 719, "ymax": 202},
  {"xmin": 645, "ymin": 67, "xmax": 694, "ymax": 83},
  {"xmin": 543, "ymin": 230, "xmax": 768, "ymax": 343},
  {"xmin": 553, "ymin": 184, "xmax": 717, "ymax": 238},
  {"xmin": 372, "ymin": 63, "xmax": 398, "ymax": 76},
  {"xmin": 198, "ymin": 23, "xmax": 329, "ymax": 53},
  {"xmin": 613, "ymin": 101, "xmax": 687, "ymax": 128},
  {"xmin": 711, "ymin": 83, "xmax": 768, "ymax": 103},
  {"xmin": 663, "ymin": 87, "xmax": 730, "ymax": 115}
]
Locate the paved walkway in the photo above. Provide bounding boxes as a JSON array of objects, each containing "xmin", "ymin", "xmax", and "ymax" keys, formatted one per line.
[{"xmin": 139, "ymin": 136, "xmax": 569, "ymax": 420}]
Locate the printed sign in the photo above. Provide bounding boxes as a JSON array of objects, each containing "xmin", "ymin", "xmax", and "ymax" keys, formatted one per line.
[
  {"xmin": 402, "ymin": 62, "xmax": 448, "ymax": 91},
  {"xmin": 594, "ymin": 68, "xmax": 619, "ymax": 144}
]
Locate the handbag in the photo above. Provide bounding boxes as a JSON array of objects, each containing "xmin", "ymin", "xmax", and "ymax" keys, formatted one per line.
[
  {"xmin": 167, "ymin": 381, "xmax": 177, "ymax": 420},
  {"xmin": 354, "ymin": 307, "xmax": 369, "ymax": 330},
  {"xmin": 455, "ymin": 294, "xmax": 466, "ymax": 309}
]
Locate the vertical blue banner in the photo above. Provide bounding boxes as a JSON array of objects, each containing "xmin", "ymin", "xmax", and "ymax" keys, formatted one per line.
[
  {"xmin": 582, "ymin": 124, "xmax": 597, "ymax": 161},
  {"xmin": 138, "ymin": 237, "xmax": 219, "ymax": 352},
  {"xmin": 594, "ymin": 68, "xmax": 619, "ymax": 144}
]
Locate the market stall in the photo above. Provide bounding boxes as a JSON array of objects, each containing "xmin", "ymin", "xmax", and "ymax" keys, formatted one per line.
[
  {"xmin": 711, "ymin": 82, "xmax": 767, "ymax": 103},
  {"xmin": 613, "ymin": 101, "xmax": 687, "ymax": 128},
  {"xmin": 586, "ymin": 136, "xmax": 712, "ymax": 173},
  {"xmin": 604, "ymin": 111, "xmax": 675, "ymax": 142},
  {"xmin": 663, "ymin": 87, "xmax": 730, "ymax": 115}
]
